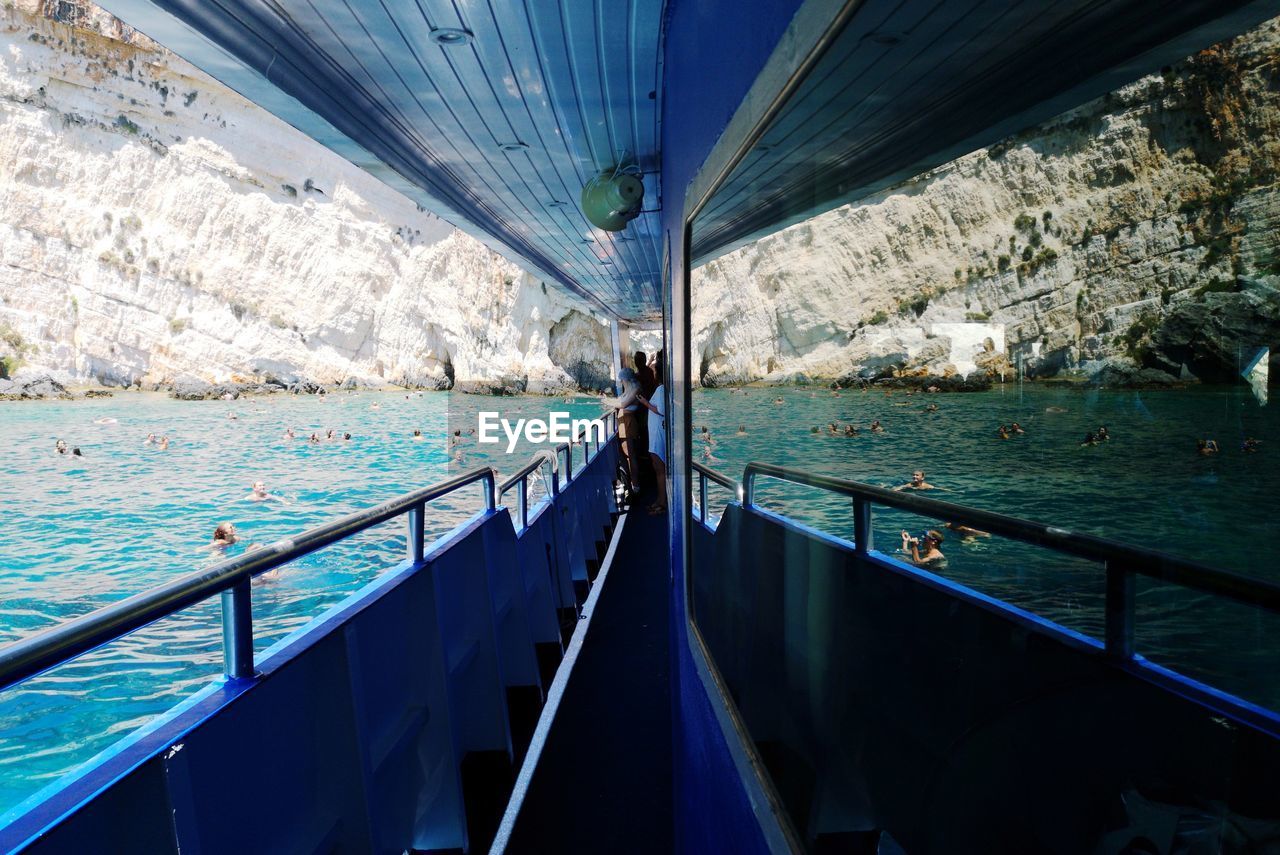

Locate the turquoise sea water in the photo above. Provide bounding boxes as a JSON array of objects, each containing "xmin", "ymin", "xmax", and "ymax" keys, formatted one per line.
[
  {"xmin": 692, "ymin": 383, "xmax": 1279, "ymax": 715},
  {"xmin": 0, "ymin": 390, "xmax": 606, "ymax": 814},
  {"xmin": 0, "ymin": 384, "xmax": 1274, "ymax": 815}
]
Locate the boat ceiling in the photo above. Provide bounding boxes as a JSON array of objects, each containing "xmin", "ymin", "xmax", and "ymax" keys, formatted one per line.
[
  {"xmin": 691, "ymin": 0, "xmax": 1279, "ymax": 265},
  {"xmin": 99, "ymin": 0, "xmax": 665, "ymax": 322}
]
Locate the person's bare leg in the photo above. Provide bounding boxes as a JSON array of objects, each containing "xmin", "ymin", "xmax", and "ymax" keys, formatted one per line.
[{"xmin": 648, "ymin": 453, "xmax": 667, "ymax": 513}]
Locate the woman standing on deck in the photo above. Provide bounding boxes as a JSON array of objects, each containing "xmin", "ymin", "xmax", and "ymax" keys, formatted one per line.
[
  {"xmin": 614, "ymin": 368, "xmax": 644, "ymax": 496},
  {"xmin": 637, "ymin": 353, "xmax": 667, "ymax": 515}
]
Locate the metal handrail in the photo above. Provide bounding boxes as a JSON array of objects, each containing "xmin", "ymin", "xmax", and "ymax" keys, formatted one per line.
[
  {"xmin": 691, "ymin": 460, "xmax": 742, "ymax": 525},
  {"xmin": 498, "ymin": 453, "xmax": 559, "ymax": 530},
  {"xmin": 739, "ymin": 460, "xmax": 1280, "ymax": 659},
  {"xmin": 498, "ymin": 413, "xmax": 616, "ymax": 530},
  {"xmin": 0, "ymin": 467, "xmax": 498, "ymax": 694}
]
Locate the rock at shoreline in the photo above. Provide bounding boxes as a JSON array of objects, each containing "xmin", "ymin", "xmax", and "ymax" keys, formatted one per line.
[{"xmin": 0, "ymin": 375, "xmax": 73, "ymax": 400}]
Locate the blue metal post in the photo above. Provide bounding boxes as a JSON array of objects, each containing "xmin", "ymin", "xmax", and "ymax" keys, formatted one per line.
[
  {"xmin": 853, "ymin": 499, "xmax": 872, "ymax": 555},
  {"xmin": 699, "ymin": 471, "xmax": 707, "ymax": 523},
  {"xmin": 406, "ymin": 502, "xmax": 425, "ymax": 564},
  {"xmin": 1105, "ymin": 562, "xmax": 1135, "ymax": 660},
  {"xmin": 220, "ymin": 579, "xmax": 255, "ymax": 680}
]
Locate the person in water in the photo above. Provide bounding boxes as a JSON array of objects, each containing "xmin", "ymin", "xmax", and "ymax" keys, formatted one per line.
[
  {"xmin": 946, "ymin": 521, "xmax": 990, "ymax": 540},
  {"xmin": 1096, "ymin": 425, "xmax": 1109, "ymax": 441},
  {"xmin": 309, "ymin": 433, "xmax": 321, "ymax": 443},
  {"xmin": 997, "ymin": 425, "xmax": 1010, "ymax": 440},
  {"xmin": 901, "ymin": 529, "xmax": 945, "ymax": 566},
  {"xmin": 55, "ymin": 439, "xmax": 68, "ymax": 455},
  {"xmin": 736, "ymin": 425, "xmax": 747, "ymax": 436},
  {"xmin": 210, "ymin": 522, "xmax": 238, "ymax": 550},
  {"xmin": 1010, "ymin": 422, "xmax": 1024, "ymax": 434},
  {"xmin": 71, "ymin": 447, "xmax": 83, "ymax": 457},
  {"xmin": 1243, "ymin": 437, "xmax": 1261, "ymax": 453},
  {"xmin": 283, "ymin": 427, "xmax": 296, "ymax": 440},
  {"xmin": 895, "ymin": 470, "xmax": 936, "ymax": 491},
  {"xmin": 870, "ymin": 420, "xmax": 884, "ymax": 433},
  {"xmin": 1197, "ymin": 438, "xmax": 1219, "ymax": 455},
  {"xmin": 144, "ymin": 433, "xmax": 157, "ymax": 445},
  {"xmin": 1080, "ymin": 432, "xmax": 1099, "ymax": 447},
  {"xmin": 246, "ymin": 481, "xmax": 286, "ymax": 503},
  {"xmin": 843, "ymin": 424, "xmax": 859, "ymax": 436},
  {"xmin": 412, "ymin": 429, "xmax": 425, "ymax": 442},
  {"xmin": 158, "ymin": 436, "xmax": 170, "ymax": 450}
]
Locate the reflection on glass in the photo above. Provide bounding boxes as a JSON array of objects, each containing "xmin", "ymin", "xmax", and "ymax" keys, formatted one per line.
[{"xmin": 689, "ymin": 12, "xmax": 1280, "ymax": 852}]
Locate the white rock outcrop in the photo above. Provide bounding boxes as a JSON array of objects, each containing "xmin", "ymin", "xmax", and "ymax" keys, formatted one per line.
[
  {"xmin": 0, "ymin": 1, "xmax": 613, "ymax": 392},
  {"xmin": 693, "ymin": 17, "xmax": 1280, "ymax": 385}
]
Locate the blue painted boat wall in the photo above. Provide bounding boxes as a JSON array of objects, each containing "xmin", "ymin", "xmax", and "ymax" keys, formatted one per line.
[{"xmin": 659, "ymin": 1, "xmax": 806, "ymax": 851}]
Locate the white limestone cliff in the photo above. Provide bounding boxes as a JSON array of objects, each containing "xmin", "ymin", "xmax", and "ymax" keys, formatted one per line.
[
  {"xmin": 0, "ymin": 1, "xmax": 614, "ymax": 393},
  {"xmin": 693, "ymin": 17, "xmax": 1280, "ymax": 386}
]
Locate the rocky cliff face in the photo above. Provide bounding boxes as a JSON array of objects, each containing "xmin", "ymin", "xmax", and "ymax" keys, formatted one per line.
[
  {"xmin": 0, "ymin": 1, "xmax": 614, "ymax": 393},
  {"xmin": 693, "ymin": 16, "xmax": 1280, "ymax": 387}
]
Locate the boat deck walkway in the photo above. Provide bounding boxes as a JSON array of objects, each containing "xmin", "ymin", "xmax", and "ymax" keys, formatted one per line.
[{"xmin": 501, "ymin": 496, "xmax": 673, "ymax": 854}]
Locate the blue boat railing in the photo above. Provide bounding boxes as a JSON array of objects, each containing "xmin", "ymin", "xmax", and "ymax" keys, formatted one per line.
[
  {"xmin": 695, "ymin": 460, "xmax": 1280, "ymax": 665},
  {"xmin": 692, "ymin": 460, "xmax": 743, "ymax": 525},
  {"xmin": 498, "ymin": 454, "xmax": 559, "ymax": 531},
  {"xmin": 0, "ymin": 466, "xmax": 498, "ymax": 693}
]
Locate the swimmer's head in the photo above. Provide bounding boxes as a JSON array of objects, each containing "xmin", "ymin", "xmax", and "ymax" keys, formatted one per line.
[
  {"xmin": 413, "ymin": 429, "xmax": 422, "ymax": 437},
  {"xmin": 213, "ymin": 522, "xmax": 237, "ymax": 542},
  {"xmin": 912, "ymin": 471, "xmax": 925, "ymax": 484},
  {"xmin": 252, "ymin": 481, "xmax": 267, "ymax": 494}
]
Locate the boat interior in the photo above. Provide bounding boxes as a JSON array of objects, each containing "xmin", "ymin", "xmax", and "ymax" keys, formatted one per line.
[{"xmin": 1, "ymin": 0, "xmax": 1279, "ymax": 852}]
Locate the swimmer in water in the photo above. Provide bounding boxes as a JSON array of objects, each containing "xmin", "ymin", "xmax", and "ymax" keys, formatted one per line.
[
  {"xmin": 1080, "ymin": 432, "xmax": 1098, "ymax": 447},
  {"xmin": 1243, "ymin": 437, "xmax": 1261, "ymax": 453},
  {"xmin": 144, "ymin": 433, "xmax": 157, "ymax": 445},
  {"xmin": 246, "ymin": 481, "xmax": 287, "ymax": 503},
  {"xmin": 55, "ymin": 439, "xmax": 68, "ymax": 455},
  {"xmin": 946, "ymin": 521, "xmax": 990, "ymax": 541},
  {"xmin": 844, "ymin": 424, "xmax": 859, "ymax": 436},
  {"xmin": 1197, "ymin": 438, "xmax": 1219, "ymax": 456},
  {"xmin": 997, "ymin": 425, "xmax": 1010, "ymax": 440},
  {"xmin": 309, "ymin": 433, "xmax": 320, "ymax": 443},
  {"xmin": 343, "ymin": 432, "xmax": 352, "ymax": 441},
  {"xmin": 736, "ymin": 425, "xmax": 747, "ymax": 436},
  {"xmin": 901, "ymin": 529, "xmax": 946, "ymax": 567},
  {"xmin": 326, "ymin": 428, "xmax": 337, "ymax": 441},
  {"xmin": 412, "ymin": 429, "xmax": 425, "ymax": 442},
  {"xmin": 870, "ymin": 420, "xmax": 884, "ymax": 433},
  {"xmin": 828, "ymin": 422, "xmax": 840, "ymax": 435},
  {"xmin": 810, "ymin": 426, "xmax": 820, "ymax": 434},
  {"xmin": 158, "ymin": 436, "xmax": 170, "ymax": 450},
  {"xmin": 209, "ymin": 522, "xmax": 238, "ymax": 550},
  {"xmin": 924, "ymin": 403, "xmax": 939, "ymax": 413},
  {"xmin": 773, "ymin": 397, "xmax": 784, "ymax": 405},
  {"xmin": 226, "ymin": 412, "xmax": 238, "ymax": 421},
  {"xmin": 71, "ymin": 447, "xmax": 83, "ymax": 457},
  {"xmin": 894, "ymin": 470, "xmax": 936, "ymax": 491},
  {"xmin": 283, "ymin": 427, "xmax": 296, "ymax": 440},
  {"xmin": 1095, "ymin": 425, "xmax": 1109, "ymax": 441},
  {"xmin": 1010, "ymin": 422, "xmax": 1024, "ymax": 434}
]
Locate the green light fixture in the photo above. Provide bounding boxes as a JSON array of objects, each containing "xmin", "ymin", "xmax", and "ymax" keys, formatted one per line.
[{"xmin": 581, "ymin": 166, "xmax": 644, "ymax": 232}]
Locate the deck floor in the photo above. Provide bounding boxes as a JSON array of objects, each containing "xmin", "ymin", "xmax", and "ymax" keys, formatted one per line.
[{"xmin": 504, "ymin": 498, "xmax": 673, "ymax": 853}]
